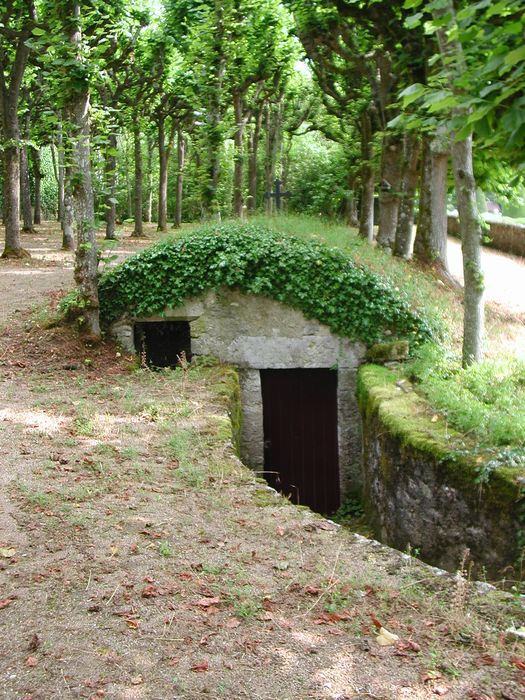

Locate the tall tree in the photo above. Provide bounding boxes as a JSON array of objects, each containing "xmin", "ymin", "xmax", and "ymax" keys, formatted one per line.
[{"xmin": 0, "ymin": 0, "xmax": 36, "ymax": 258}]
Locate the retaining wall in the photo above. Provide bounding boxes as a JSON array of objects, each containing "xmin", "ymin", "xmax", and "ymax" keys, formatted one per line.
[{"xmin": 358, "ymin": 365, "xmax": 523, "ymax": 578}]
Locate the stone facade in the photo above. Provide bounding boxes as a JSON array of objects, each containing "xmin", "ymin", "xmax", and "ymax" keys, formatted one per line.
[{"xmin": 111, "ymin": 288, "xmax": 366, "ymax": 498}]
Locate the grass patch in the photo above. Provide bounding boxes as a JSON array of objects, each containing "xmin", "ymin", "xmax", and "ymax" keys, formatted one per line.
[{"xmin": 406, "ymin": 344, "xmax": 525, "ymax": 449}]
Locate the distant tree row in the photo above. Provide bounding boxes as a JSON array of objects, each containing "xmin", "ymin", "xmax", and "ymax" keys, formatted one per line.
[{"xmin": 1, "ymin": 0, "xmax": 523, "ymax": 360}]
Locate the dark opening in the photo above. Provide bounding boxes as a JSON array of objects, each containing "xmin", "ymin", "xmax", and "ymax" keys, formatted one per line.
[
  {"xmin": 134, "ymin": 321, "xmax": 192, "ymax": 368},
  {"xmin": 260, "ymin": 368, "xmax": 340, "ymax": 515}
]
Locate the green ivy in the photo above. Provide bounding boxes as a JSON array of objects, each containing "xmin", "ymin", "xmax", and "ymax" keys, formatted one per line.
[{"xmin": 98, "ymin": 223, "xmax": 434, "ymax": 346}]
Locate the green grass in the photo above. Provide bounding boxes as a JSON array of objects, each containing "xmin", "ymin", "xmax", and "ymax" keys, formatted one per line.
[{"xmin": 406, "ymin": 344, "xmax": 525, "ymax": 448}]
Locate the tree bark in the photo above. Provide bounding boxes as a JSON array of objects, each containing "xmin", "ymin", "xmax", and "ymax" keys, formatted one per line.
[
  {"xmin": 32, "ymin": 147, "xmax": 42, "ymax": 225},
  {"xmin": 157, "ymin": 117, "xmax": 174, "ymax": 231},
  {"xmin": 57, "ymin": 119, "xmax": 65, "ymax": 222},
  {"xmin": 125, "ymin": 135, "xmax": 132, "ymax": 219},
  {"xmin": 62, "ymin": 169, "xmax": 75, "ymax": 251},
  {"xmin": 104, "ymin": 130, "xmax": 118, "ymax": 240},
  {"xmin": 345, "ymin": 174, "xmax": 359, "ymax": 227},
  {"xmin": 232, "ymin": 90, "xmax": 245, "ymax": 217},
  {"xmin": 131, "ymin": 114, "xmax": 144, "ymax": 237},
  {"xmin": 394, "ymin": 133, "xmax": 421, "ymax": 258},
  {"xmin": 264, "ymin": 100, "xmax": 282, "ymax": 215},
  {"xmin": 434, "ymin": 1, "xmax": 484, "ymax": 365},
  {"xmin": 358, "ymin": 110, "xmax": 375, "ymax": 242},
  {"xmin": 146, "ymin": 133, "xmax": 154, "ymax": 224},
  {"xmin": 20, "ymin": 119, "xmax": 34, "ymax": 233},
  {"xmin": 0, "ymin": 18, "xmax": 33, "ymax": 259},
  {"xmin": 247, "ymin": 108, "xmax": 263, "ymax": 212},
  {"xmin": 173, "ymin": 126, "xmax": 185, "ymax": 229},
  {"xmin": 69, "ymin": 1, "xmax": 100, "ymax": 340},
  {"xmin": 452, "ymin": 136, "xmax": 484, "ymax": 365},
  {"xmin": 413, "ymin": 134, "xmax": 449, "ymax": 272},
  {"xmin": 377, "ymin": 134, "xmax": 403, "ymax": 250}
]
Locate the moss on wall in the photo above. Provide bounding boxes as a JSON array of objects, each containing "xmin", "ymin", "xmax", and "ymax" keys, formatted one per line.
[{"xmin": 357, "ymin": 364, "xmax": 524, "ymax": 576}]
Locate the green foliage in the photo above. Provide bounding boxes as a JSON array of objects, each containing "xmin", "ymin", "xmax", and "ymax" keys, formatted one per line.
[
  {"xmin": 99, "ymin": 223, "xmax": 434, "ymax": 346},
  {"xmin": 406, "ymin": 344, "xmax": 525, "ymax": 448},
  {"xmin": 287, "ymin": 134, "xmax": 352, "ymax": 217}
]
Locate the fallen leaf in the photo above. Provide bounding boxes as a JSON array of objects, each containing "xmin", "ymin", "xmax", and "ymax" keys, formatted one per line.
[
  {"xmin": 422, "ymin": 671, "xmax": 444, "ymax": 684},
  {"xmin": 396, "ymin": 640, "xmax": 421, "ymax": 653},
  {"xmin": 376, "ymin": 626, "xmax": 399, "ymax": 646},
  {"xmin": 142, "ymin": 585, "xmax": 159, "ymax": 598},
  {"xmin": 191, "ymin": 661, "xmax": 209, "ymax": 673},
  {"xmin": 313, "ymin": 610, "xmax": 353, "ymax": 625},
  {"xmin": 25, "ymin": 656, "xmax": 38, "ymax": 667},
  {"xmin": 130, "ymin": 675, "xmax": 143, "ymax": 685},
  {"xmin": 303, "ymin": 585, "xmax": 321, "ymax": 596},
  {"xmin": 195, "ymin": 597, "xmax": 220, "ymax": 608},
  {"xmin": 28, "ymin": 635, "xmax": 41, "ymax": 651},
  {"xmin": 510, "ymin": 655, "xmax": 525, "ymax": 671},
  {"xmin": 0, "ymin": 547, "xmax": 16, "ymax": 558},
  {"xmin": 370, "ymin": 614, "xmax": 383, "ymax": 630},
  {"xmin": 474, "ymin": 653, "xmax": 496, "ymax": 667},
  {"xmin": 433, "ymin": 687, "xmax": 449, "ymax": 696},
  {"xmin": 0, "ymin": 598, "xmax": 15, "ymax": 610},
  {"xmin": 224, "ymin": 618, "xmax": 241, "ymax": 629}
]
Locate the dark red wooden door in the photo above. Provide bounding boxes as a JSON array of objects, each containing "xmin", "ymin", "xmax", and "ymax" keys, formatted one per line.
[{"xmin": 260, "ymin": 369, "xmax": 340, "ymax": 515}]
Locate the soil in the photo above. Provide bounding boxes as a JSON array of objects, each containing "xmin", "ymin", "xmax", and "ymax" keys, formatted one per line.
[{"xmin": 0, "ymin": 224, "xmax": 524, "ymax": 700}]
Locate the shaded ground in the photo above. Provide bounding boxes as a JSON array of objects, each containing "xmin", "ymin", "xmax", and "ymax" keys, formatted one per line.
[{"xmin": 0, "ymin": 222, "xmax": 524, "ymax": 699}]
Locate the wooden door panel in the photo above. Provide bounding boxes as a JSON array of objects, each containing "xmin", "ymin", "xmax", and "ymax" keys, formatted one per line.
[{"xmin": 260, "ymin": 369, "xmax": 339, "ymax": 514}]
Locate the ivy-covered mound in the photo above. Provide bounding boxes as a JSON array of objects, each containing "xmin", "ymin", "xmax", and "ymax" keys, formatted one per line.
[{"xmin": 99, "ymin": 223, "xmax": 434, "ymax": 346}]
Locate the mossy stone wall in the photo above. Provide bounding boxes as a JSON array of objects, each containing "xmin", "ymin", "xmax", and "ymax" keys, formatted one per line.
[{"xmin": 357, "ymin": 365, "xmax": 522, "ymax": 578}]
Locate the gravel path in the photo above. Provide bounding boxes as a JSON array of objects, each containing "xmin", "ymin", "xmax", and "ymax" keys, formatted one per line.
[{"xmin": 447, "ymin": 237, "xmax": 525, "ymax": 317}]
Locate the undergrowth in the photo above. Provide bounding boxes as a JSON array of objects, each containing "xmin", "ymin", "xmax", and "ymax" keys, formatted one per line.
[{"xmin": 406, "ymin": 344, "xmax": 525, "ymax": 448}]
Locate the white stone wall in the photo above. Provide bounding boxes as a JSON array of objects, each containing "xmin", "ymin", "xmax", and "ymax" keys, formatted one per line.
[{"xmin": 111, "ymin": 288, "xmax": 366, "ymax": 497}]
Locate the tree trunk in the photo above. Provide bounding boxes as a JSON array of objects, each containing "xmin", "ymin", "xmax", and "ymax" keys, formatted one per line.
[
  {"xmin": 452, "ymin": 136, "xmax": 484, "ymax": 365},
  {"xmin": 247, "ymin": 108, "xmax": 263, "ymax": 212},
  {"xmin": 394, "ymin": 134, "xmax": 421, "ymax": 258},
  {"xmin": 131, "ymin": 115, "xmax": 144, "ymax": 237},
  {"xmin": 345, "ymin": 173, "xmax": 359, "ymax": 227},
  {"xmin": 62, "ymin": 169, "xmax": 75, "ymax": 250},
  {"xmin": 173, "ymin": 126, "xmax": 185, "ymax": 229},
  {"xmin": 157, "ymin": 118, "xmax": 168, "ymax": 231},
  {"xmin": 32, "ymin": 147, "xmax": 42, "ymax": 225},
  {"xmin": 104, "ymin": 130, "xmax": 118, "ymax": 240},
  {"xmin": 125, "ymin": 135, "xmax": 132, "ymax": 219},
  {"xmin": 0, "ymin": 4, "xmax": 33, "ymax": 259},
  {"xmin": 146, "ymin": 133, "xmax": 153, "ymax": 224},
  {"xmin": 264, "ymin": 100, "xmax": 282, "ymax": 215},
  {"xmin": 232, "ymin": 90, "xmax": 246, "ymax": 218},
  {"xmin": 377, "ymin": 134, "xmax": 403, "ymax": 250},
  {"xmin": 68, "ymin": 2, "xmax": 100, "ymax": 340},
  {"xmin": 2, "ymin": 143, "xmax": 28, "ymax": 258},
  {"xmin": 414, "ymin": 134, "xmax": 449, "ymax": 272},
  {"xmin": 434, "ymin": 1, "xmax": 484, "ymax": 364},
  {"xmin": 20, "ymin": 130, "xmax": 34, "ymax": 233},
  {"xmin": 358, "ymin": 109, "xmax": 374, "ymax": 242},
  {"xmin": 57, "ymin": 119, "xmax": 65, "ymax": 222}
]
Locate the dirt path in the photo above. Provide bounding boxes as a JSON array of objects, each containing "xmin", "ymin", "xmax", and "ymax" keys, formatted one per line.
[
  {"xmin": 447, "ymin": 238, "xmax": 525, "ymax": 317},
  {"xmin": 0, "ymin": 223, "xmax": 159, "ymax": 328}
]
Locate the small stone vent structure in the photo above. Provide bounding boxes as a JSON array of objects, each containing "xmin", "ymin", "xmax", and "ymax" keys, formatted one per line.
[{"xmin": 112, "ymin": 288, "xmax": 366, "ymax": 509}]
